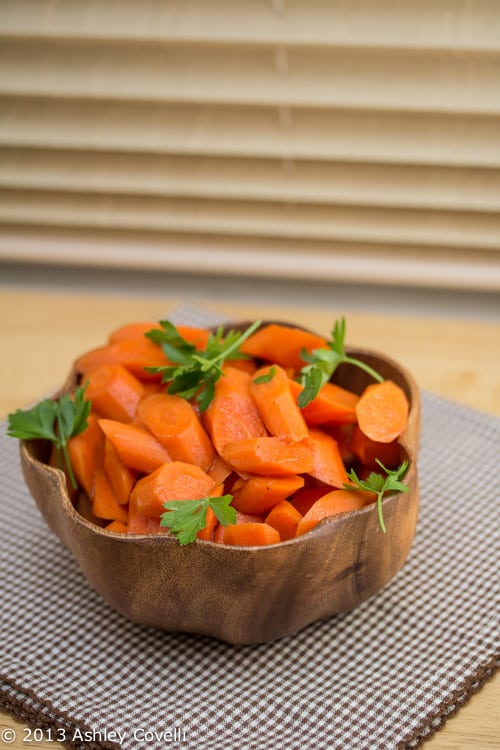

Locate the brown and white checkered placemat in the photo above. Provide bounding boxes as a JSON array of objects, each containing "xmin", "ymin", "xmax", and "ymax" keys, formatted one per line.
[{"xmin": 1, "ymin": 308, "xmax": 498, "ymax": 750}]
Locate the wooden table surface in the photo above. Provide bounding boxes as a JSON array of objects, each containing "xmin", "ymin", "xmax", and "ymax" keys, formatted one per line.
[{"xmin": 0, "ymin": 288, "xmax": 498, "ymax": 750}]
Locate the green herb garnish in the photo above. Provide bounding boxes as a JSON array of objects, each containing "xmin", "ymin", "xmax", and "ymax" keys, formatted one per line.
[
  {"xmin": 344, "ymin": 459, "xmax": 409, "ymax": 534},
  {"xmin": 160, "ymin": 494, "xmax": 236, "ymax": 545},
  {"xmin": 298, "ymin": 317, "xmax": 384, "ymax": 408},
  {"xmin": 146, "ymin": 320, "xmax": 261, "ymax": 411},
  {"xmin": 253, "ymin": 366, "xmax": 276, "ymax": 384},
  {"xmin": 7, "ymin": 384, "xmax": 91, "ymax": 490}
]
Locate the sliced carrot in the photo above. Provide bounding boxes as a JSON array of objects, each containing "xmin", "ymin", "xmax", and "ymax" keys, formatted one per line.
[
  {"xmin": 231, "ymin": 475, "xmax": 304, "ymax": 514},
  {"xmin": 196, "ymin": 507, "xmax": 218, "ymax": 541},
  {"xmin": 75, "ymin": 339, "xmax": 168, "ymax": 382},
  {"xmin": 289, "ymin": 379, "xmax": 359, "ymax": 425},
  {"xmin": 84, "ymin": 363, "xmax": 144, "ymax": 422},
  {"xmin": 140, "ymin": 381, "xmax": 165, "ymax": 398},
  {"xmin": 225, "ymin": 357, "xmax": 257, "ymax": 375},
  {"xmin": 105, "ymin": 520, "xmax": 128, "ymax": 533},
  {"xmin": 355, "ymin": 380, "xmax": 409, "ymax": 443},
  {"xmin": 289, "ymin": 486, "xmax": 331, "ymax": 516},
  {"xmin": 295, "ymin": 490, "xmax": 366, "ymax": 536},
  {"xmin": 130, "ymin": 461, "xmax": 215, "ymax": 518},
  {"xmin": 249, "ymin": 365, "xmax": 309, "ymax": 442},
  {"xmin": 207, "ymin": 454, "xmax": 232, "ymax": 485},
  {"xmin": 222, "ymin": 436, "xmax": 313, "ymax": 477},
  {"xmin": 176, "ymin": 325, "xmax": 211, "ymax": 350},
  {"xmin": 322, "ymin": 423, "xmax": 355, "ymax": 463},
  {"xmin": 68, "ymin": 413, "xmax": 105, "ymax": 497},
  {"xmin": 223, "ymin": 522, "xmax": 281, "ymax": 546},
  {"xmin": 138, "ymin": 393, "xmax": 215, "ymax": 471},
  {"xmin": 98, "ymin": 419, "xmax": 171, "ymax": 474},
  {"xmin": 92, "ymin": 469, "xmax": 129, "ymax": 523},
  {"xmin": 202, "ymin": 367, "xmax": 267, "ymax": 454},
  {"xmin": 303, "ymin": 428, "xmax": 349, "ymax": 488},
  {"xmin": 103, "ymin": 438, "xmax": 137, "ymax": 505},
  {"xmin": 108, "ymin": 321, "xmax": 162, "ymax": 343},
  {"xmin": 349, "ymin": 425, "xmax": 401, "ymax": 469},
  {"xmin": 240, "ymin": 323, "xmax": 327, "ymax": 370},
  {"xmin": 128, "ymin": 498, "xmax": 162, "ymax": 534},
  {"xmin": 265, "ymin": 500, "xmax": 303, "ymax": 540}
]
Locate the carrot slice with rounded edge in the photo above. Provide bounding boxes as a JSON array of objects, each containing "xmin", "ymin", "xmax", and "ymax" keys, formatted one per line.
[
  {"xmin": 196, "ymin": 507, "xmax": 218, "ymax": 541},
  {"xmin": 355, "ymin": 380, "xmax": 409, "ymax": 443},
  {"xmin": 224, "ymin": 357, "xmax": 257, "ymax": 375},
  {"xmin": 222, "ymin": 437, "xmax": 313, "ymax": 477},
  {"xmin": 295, "ymin": 490, "xmax": 367, "ymax": 536},
  {"xmin": 207, "ymin": 455, "xmax": 232, "ymax": 485},
  {"xmin": 289, "ymin": 486, "xmax": 331, "ymax": 516},
  {"xmin": 231, "ymin": 475, "xmax": 304, "ymax": 515},
  {"xmin": 138, "ymin": 393, "xmax": 215, "ymax": 471},
  {"xmin": 105, "ymin": 520, "xmax": 128, "ymax": 533},
  {"xmin": 92, "ymin": 469, "xmax": 129, "ymax": 523},
  {"xmin": 108, "ymin": 321, "xmax": 161, "ymax": 343},
  {"xmin": 84, "ymin": 363, "xmax": 144, "ymax": 423},
  {"xmin": 265, "ymin": 500, "xmax": 303, "ymax": 540},
  {"xmin": 250, "ymin": 365, "xmax": 309, "ymax": 442},
  {"xmin": 288, "ymin": 379, "xmax": 359, "ymax": 425},
  {"xmin": 223, "ymin": 522, "xmax": 281, "ymax": 546},
  {"xmin": 303, "ymin": 428, "xmax": 349, "ymax": 489},
  {"xmin": 130, "ymin": 461, "xmax": 215, "ymax": 518},
  {"xmin": 68, "ymin": 413, "xmax": 105, "ymax": 498},
  {"xmin": 103, "ymin": 438, "xmax": 137, "ymax": 505},
  {"xmin": 128, "ymin": 498, "xmax": 162, "ymax": 534},
  {"xmin": 75, "ymin": 339, "xmax": 168, "ymax": 382},
  {"xmin": 203, "ymin": 367, "xmax": 267, "ymax": 454},
  {"xmin": 349, "ymin": 425, "xmax": 401, "ymax": 469},
  {"xmin": 98, "ymin": 419, "xmax": 171, "ymax": 474},
  {"xmin": 240, "ymin": 323, "xmax": 327, "ymax": 370}
]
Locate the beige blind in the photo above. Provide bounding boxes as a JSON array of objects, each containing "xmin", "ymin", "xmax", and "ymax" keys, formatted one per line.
[{"xmin": 1, "ymin": 0, "xmax": 499, "ymax": 290}]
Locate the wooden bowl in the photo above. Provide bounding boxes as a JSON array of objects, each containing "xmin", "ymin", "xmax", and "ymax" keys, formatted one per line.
[{"xmin": 20, "ymin": 321, "xmax": 420, "ymax": 645}]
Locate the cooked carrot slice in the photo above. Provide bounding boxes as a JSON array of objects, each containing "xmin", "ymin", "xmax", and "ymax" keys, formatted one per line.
[
  {"xmin": 128, "ymin": 497, "xmax": 162, "ymax": 534},
  {"xmin": 224, "ymin": 357, "xmax": 257, "ymax": 375},
  {"xmin": 108, "ymin": 321, "xmax": 161, "ymax": 343},
  {"xmin": 196, "ymin": 507, "xmax": 218, "ymax": 541},
  {"xmin": 203, "ymin": 367, "xmax": 267, "ymax": 454},
  {"xmin": 75, "ymin": 339, "xmax": 168, "ymax": 381},
  {"xmin": 103, "ymin": 438, "xmax": 137, "ymax": 505},
  {"xmin": 289, "ymin": 379, "xmax": 359, "ymax": 425},
  {"xmin": 250, "ymin": 365, "xmax": 309, "ymax": 442},
  {"xmin": 98, "ymin": 419, "xmax": 171, "ymax": 474},
  {"xmin": 295, "ymin": 490, "xmax": 366, "ymax": 536},
  {"xmin": 222, "ymin": 436, "xmax": 313, "ymax": 477},
  {"xmin": 303, "ymin": 428, "xmax": 349, "ymax": 489},
  {"xmin": 231, "ymin": 475, "xmax": 304, "ymax": 515},
  {"xmin": 265, "ymin": 500, "xmax": 303, "ymax": 540},
  {"xmin": 240, "ymin": 323, "xmax": 327, "ymax": 370},
  {"xmin": 105, "ymin": 520, "xmax": 128, "ymax": 533},
  {"xmin": 349, "ymin": 425, "xmax": 401, "ymax": 469},
  {"xmin": 68, "ymin": 413, "xmax": 105, "ymax": 497},
  {"xmin": 289, "ymin": 486, "xmax": 331, "ymax": 516},
  {"xmin": 223, "ymin": 522, "xmax": 281, "ymax": 546},
  {"xmin": 355, "ymin": 380, "xmax": 409, "ymax": 443},
  {"xmin": 207, "ymin": 455, "xmax": 232, "ymax": 485},
  {"xmin": 138, "ymin": 393, "xmax": 215, "ymax": 471},
  {"xmin": 84, "ymin": 363, "xmax": 144, "ymax": 423},
  {"xmin": 92, "ymin": 469, "xmax": 129, "ymax": 524},
  {"xmin": 130, "ymin": 461, "xmax": 215, "ymax": 518}
]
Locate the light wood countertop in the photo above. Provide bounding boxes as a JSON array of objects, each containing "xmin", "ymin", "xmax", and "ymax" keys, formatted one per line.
[{"xmin": 0, "ymin": 288, "xmax": 498, "ymax": 750}]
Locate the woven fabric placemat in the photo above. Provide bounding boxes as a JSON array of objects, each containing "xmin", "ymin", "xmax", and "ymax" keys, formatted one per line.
[{"xmin": 1, "ymin": 307, "xmax": 498, "ymax": 750}]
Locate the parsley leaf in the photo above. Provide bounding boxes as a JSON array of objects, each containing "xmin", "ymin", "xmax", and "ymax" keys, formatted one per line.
[
  {"xmin": 160, "ymin": 494, "xmax": 237, "ymax": 545},
  {"xmin": 344, "ymin": 459, "xmax": 409, "ymax": 534},
  {"xmin": 7, "ymin": 384, "xmax": 91, "ymax": 490},
  {"xmin": 253, "ymin": 366, "xmax": 277, "ymax": 384},
  {"xmin": 297, "ymin": 317, "xmax": 384, "ymax": 408},
  {"xmin": 146, "ymin": 320, "xmax": 261, "ymax": 411}
]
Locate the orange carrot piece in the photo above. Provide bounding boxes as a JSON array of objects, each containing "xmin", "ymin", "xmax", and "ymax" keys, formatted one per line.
[
  {"xmin": 138, "ymin": 393, "xmax": 215, "ymax": 471},
  {"xmin": 207, "ymin": 455, "xmax": 232, "ymax": 485},
  {"xmin": 355, "ymin": 380, "xmax": 409, "ymax": 443},
  {"xmin": 92, "ymin": 469, "xmax": 129, "ymax": 523},
  {"xmin": 231, "ymin": 475, "xmax": 304, "ymax": 514},
  {"xmin": 105, "ymin": 520, "xmax": 128, "ymax": 533},
  {"xmin": 222, "ymin": 437, "xmax": 313, "ymax": 477},
  {"xmin": 203, "ymin": 367, "xmax": 267, "ymax": 454},
  {"xmin": 84, "ymin": 363, "xmax": 144, "ymax": 422},
  {"xmin": 265, "ymin": 500, "xmax": 303, "ymax": 540},
  {"xmin": 349, "ymin": 425, "xmax": 401, "ymax": 469},
  {"xmin": 289, "ymin": 486, "xmax": 331, "ymax": 516},
  {"xmin": 139, "ymin": 381, "xmax": 165, "ymax": 398},
  {"xmin": 176, "ymin": 325, "xmax": 211, "ymax": 350},
  {"xmin": 303, "ymin": 428, "xmax": 349, "ymax": 488},
  {"xmin": 196, "ymin": 507, "xmax": 218, "ymax": 541},
  {"xmin": 98, "ymin": 419, "xmax": 171, "ymax": 474},
  {"xmin": 225, "ymin": 357, "xmax": 257, "ymax": 375},
  {"xmin": 75, "ymin": 339, "xmax": 168, "ymax": 382},
  {"xmin": 103, "ymin": 438, "xmax": 137, "ymax": 505},
  {"xmin": 68, "ymin": 413, "xmax": 105, "ymax": 497},
  {"xmin": 130, "ymin": 461, "xmax": 215, "ymax": 518},
  {"xmin": 288, "ymin": 379, "xmax": 359, "ymax": 425},
  {"xmin": 223, "ymin": 522, "xmax": 281, "ymax": 546},
  {"xmin": 108, "ymin": 321, "xmax": 162, "ymax": 343},
  {"xmin": 322, "ymin": 423, "xmax": 355, "ymax": 463},
  {"xmin": 295, "ymin": 490, "xmax": 366, "ymax": 536},
  {"xmin": 128, "ymin": 498, "xmax": 162, "ymax": 534},
  {"xmin": 240, "ymin": 323, "xmax": 327, "ymax": 370},
  {"xmin": 250, "ymin": 365, "xmax": 309, "ymax": 442}
]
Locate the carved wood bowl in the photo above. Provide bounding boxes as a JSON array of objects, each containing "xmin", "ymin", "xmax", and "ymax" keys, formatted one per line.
[{"xmin": 19, "ymin": 321, "xmax": 420, "ymax": 645}]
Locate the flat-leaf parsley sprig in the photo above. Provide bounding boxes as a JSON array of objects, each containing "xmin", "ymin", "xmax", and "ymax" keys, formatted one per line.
[
  {"xmin": 146, "ymin": 319, "xmax": 261, "ymax": 411},
  {"xmin": 298, "ymin": 317, "xmax": 383, "ymax": 408},
  {"xmin": 160, "ymin": 494, "xmax": 237, "ymax": 545},
  {"xmin": 345, "ymin": 459, "xmax": 409, "ymax": 534},
  {"xmin": 7, "ymin": 384, "xmax": 91, "ymax": 490}
]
